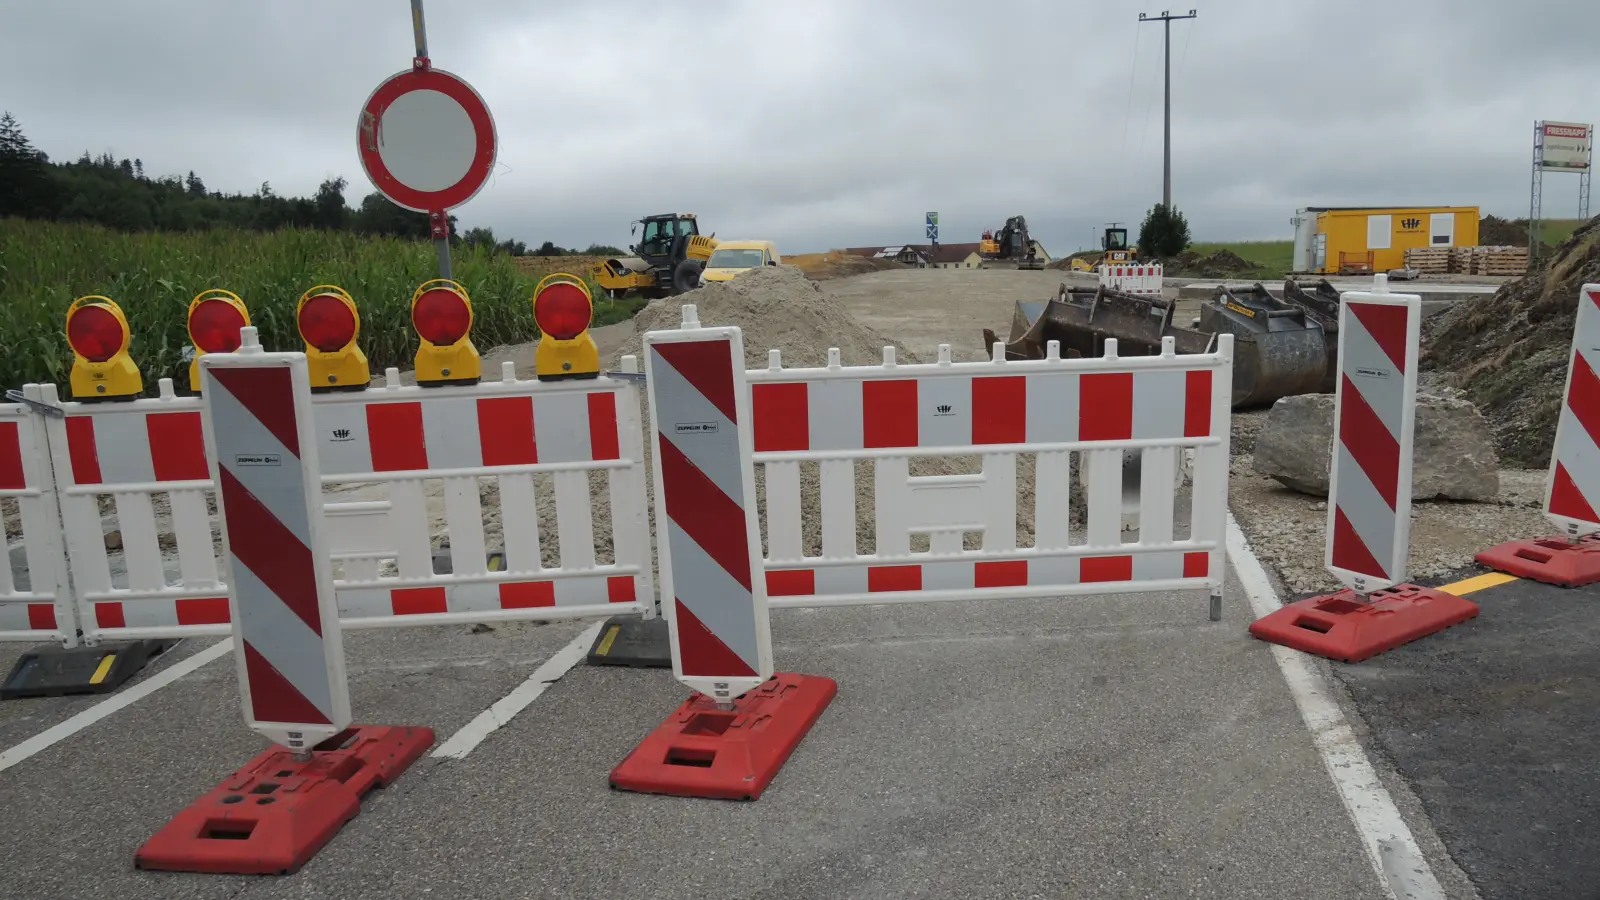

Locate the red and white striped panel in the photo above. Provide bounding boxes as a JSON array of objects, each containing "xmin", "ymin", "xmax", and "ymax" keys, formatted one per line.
[
  {"xmin": 766, "ymin": 550, "xmax": 1211, "ymax": 598},
  {"xmin": 62, "ymin": 408, "xmax": 208, "ymax": 486},
  {"xmin": 337, "ymin": 572, "xmax": 636, "ymax": 620},
  {"xmin": 752, "ymin": 367, "xmax": 1215, "ymax": 453},
  {"xmin": 88, "ymin": 595, "xmax": 231, "ymax": 631},
  {"xmin": 0, "ymin": 601, "xmax": 59, "ymax": 635},
  {"xmin": 314, "ymin": 388, "xmax": 623, "ymax": 476},
  {"xmin": 1545, "ymin": 285, "xmax": 1600, "ymax": 532},
  {"xmin": 206, "ymin": 360, "xmax": 350, "ymax": 747},
  {"xmin": 0, "ymin": 417, "xmax": 26, "ymax": 491}
]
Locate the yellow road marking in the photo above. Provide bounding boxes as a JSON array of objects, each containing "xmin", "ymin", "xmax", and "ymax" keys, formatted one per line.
[
  {"xmin": 87, "ymin": 654, "xmax": 117, "ymax": 685},
  {"xmin": 1438, "ymin": 572, "xmax": 1519, "ymax": 596},
  {"xmin": 594, "ymin": 625, "xmax": 621, "ymax": 656}
]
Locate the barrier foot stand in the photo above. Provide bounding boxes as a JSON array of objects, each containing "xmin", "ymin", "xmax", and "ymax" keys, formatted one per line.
[
  {"xmin": 587, "ymin": 615, "xmax": 671, "ymax": 669},
  {"xmin": 1, "ymin": 639, "xmax": 176, "ymax": 701},
  {"xmin": 135, "ymin": 724, "xmax": 434, "ymax": 876},
  {"xmin": 609, "ymin": 672, "xmax": 836, "ymax": 801},
  {"xmin": 1248, "ymin": 584, "xmax": 1479, "ymax": 663},
  {"xmin": 1475, "ymin": 534, "xmax": 1600, "ymax": 587}
]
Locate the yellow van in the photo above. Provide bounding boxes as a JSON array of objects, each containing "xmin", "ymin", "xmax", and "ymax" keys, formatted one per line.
[{"xmin": 699, "ymin": 240, "xmax": 781, "ymax": 285}]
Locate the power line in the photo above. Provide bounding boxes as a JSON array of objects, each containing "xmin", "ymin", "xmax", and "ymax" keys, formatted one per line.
[
  {"xmin": 1139, "ymin": 8, "xmax": 1199, "ymax": 210},
  {"xmin": 1119, "ymin": 27, "xmax": 1143, "ymax": 157}
]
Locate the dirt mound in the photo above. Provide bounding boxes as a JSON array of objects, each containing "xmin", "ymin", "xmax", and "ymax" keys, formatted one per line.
[
  {"xmin": 1169, "ymin": 249, "xmax": 1258, "ymax": 278},
  {"xmin": 1426, "ymin": 216, "xmax": 1600, "ymax": 467},
  {"xmin": 785, "ymin": 250, "xmax": 903, "ymax": 281},
  {"xmin": 1479, "ymin": 215, "xmax": 1530, "ymax": 248}
]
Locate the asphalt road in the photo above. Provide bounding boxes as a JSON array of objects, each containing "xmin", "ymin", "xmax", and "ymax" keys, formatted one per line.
[{"xmin": 0, "ymin": 564, "xmax": 1406, "ymax": 900}]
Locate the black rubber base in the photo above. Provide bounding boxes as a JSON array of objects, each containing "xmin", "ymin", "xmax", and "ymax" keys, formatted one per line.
[
  {"xmin": 586, "ymin": 616, "xmax": 672, "ymax": 669},
  {"xmin": 1, "ymin": 639, "xmax": 176, "ymax": 700}
]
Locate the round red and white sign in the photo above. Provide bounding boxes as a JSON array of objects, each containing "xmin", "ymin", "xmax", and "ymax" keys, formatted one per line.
[{"xmin": 357, "ymin": 67, "xmax": 497, "ymax": 213}]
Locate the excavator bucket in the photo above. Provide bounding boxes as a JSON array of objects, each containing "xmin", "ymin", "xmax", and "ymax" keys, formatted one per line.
[
  {"xmin": 990, "ymin": 283, "xmax": 1211, "ymax": 362},
  {"xmin": 1199, "ymin": 285, "xmax": 1329, "ymax": 408},
  {"xmin": 1280, "ymin": 278, "xmax": 1342, "ymax": 394}
]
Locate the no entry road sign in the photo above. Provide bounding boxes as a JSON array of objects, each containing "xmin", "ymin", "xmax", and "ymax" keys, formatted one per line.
[{"xmin": 357, "ymin": 66, "xmax": 497, "ymax": 214}]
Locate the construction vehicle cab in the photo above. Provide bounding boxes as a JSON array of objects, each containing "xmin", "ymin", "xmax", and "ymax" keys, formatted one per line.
[
  {"xmin": 979, "ymin": 216, "xmax": 1045, "ymax": 270},
  {"xmin": 588, "ymin": 214, "xmax": 720, "ymax": 299},
  {"xmin": 700, "ymin": 240, "xmax": 781, "ymax": 286},
  {"xmin": 1102, "ymin": 226, "xmax": 1137, "ymax": 264}
]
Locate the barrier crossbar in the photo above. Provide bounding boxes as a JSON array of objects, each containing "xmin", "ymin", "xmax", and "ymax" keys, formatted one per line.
[
  {"xmin": 1098, "ymin": 264, "xmax": 1164, "ymax": 296},
  {"xmin": 747, "ymin": 334, "xmax": 1234, "ymax": 616},
  {"xmin": 0, "ymin": 386, "xmax": 77, "ymax": 647}
]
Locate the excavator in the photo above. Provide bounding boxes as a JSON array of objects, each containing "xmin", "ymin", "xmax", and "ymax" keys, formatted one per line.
[
  {"xmin": 589, "ymin": 213, "xmax": 719, "ymax": 298},
  {"xmin": 979, "ymin": 216, "xmax": 1045, "ymax": 270}
]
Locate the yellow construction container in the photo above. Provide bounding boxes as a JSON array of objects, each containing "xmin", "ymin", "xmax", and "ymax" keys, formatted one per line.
[{"xmin": 1291, "ymin": 206, "xmax": 1480, "ymax": 275}]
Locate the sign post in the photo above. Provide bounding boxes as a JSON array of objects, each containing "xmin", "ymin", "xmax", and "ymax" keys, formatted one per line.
[
  {"xmin": 1248, "ymin": 275, "xmax": 1478, "ymax": 663},
  {"xmin": 357, "ymin": 0, "xmax": 497, "ymax": 281},
  {"xmin": 926, "ymin": 211, "xmax": 938, "ymax": 265}
]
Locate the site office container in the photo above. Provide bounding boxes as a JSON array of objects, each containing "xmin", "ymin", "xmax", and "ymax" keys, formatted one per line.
[{"xmin": 1291, "ymin": 206, "xmax": 1480, "ymax": 274}]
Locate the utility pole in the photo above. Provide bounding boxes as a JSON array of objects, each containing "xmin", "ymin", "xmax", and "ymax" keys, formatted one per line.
[{"xmin": 1140, "ymin": 9, "xmax": 1197, "ymax": 210}]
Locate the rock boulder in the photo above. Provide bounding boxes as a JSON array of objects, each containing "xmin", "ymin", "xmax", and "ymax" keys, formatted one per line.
[{"xmin": 1252, "ymin": 393, "xmax": 1500, "ymax": 501}]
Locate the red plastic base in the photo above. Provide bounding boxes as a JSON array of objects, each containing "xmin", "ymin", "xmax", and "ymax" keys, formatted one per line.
[
  {"xmin": 1248, "ymin": 584, "xmax": 1479, "ymax": 663},
  {"xmin": 135, "ymin": 725, "xmax": 434, "ymax": 875},
  {"xmin": 1476, "ymin": 534, "xmax": 1600, "ymax": 587},
  {"xmin": 610, "ymin": 672, "xmax": 836, "ymax": 801}
]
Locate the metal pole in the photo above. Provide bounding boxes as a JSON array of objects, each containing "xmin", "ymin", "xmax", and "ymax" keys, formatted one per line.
[
  {"xmin": 1140, "ymin": 10, "xmax": 1197, "ymax": 211},
  {"xmin": 1530, "ymin": 122, "xmax": 1544, "ymax": 267},
  {"xmin": 411, "ymin": 0, "xmax": 452, "ymax": 280}
]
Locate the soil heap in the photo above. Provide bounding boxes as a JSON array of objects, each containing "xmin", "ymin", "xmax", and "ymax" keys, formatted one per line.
[
  {"xmin": 1168, "ymin": 248, "xmax": 1259, "ymax": 278},
  {"xmin": 1426, "ymin": 216, "xmax": 1600, "ymax": 467}
]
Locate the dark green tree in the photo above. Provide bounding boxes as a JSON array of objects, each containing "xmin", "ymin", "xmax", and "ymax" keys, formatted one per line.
[
  {"xmin": 0, "ymin": 111, "xmax": 60, "ymax": 218},
  {"xmin": 1137, "ymin": 203, "xmax": 1192, "ymax": 259}
]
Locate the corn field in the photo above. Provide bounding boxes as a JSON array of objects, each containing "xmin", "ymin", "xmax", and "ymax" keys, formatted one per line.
[{"xmin": 0, "ymin": 218, "xmax": 635, "ymax": 392}]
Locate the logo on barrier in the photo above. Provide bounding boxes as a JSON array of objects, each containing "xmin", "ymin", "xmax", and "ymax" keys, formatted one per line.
[
  {"xmin": 331, "ymin": 428, "xmax": 353, "ymax": 441},
  {"xmin": 1352, "ymin": 366, "xmax": 1390, "ymax": 381},
  {"xmin": 675, "ymin": 421, "xmax": 718, "ymax": 435},
  {"xmin": 934, "ymin": 403, "xmax": 954, "ymax": 416},
  {"xmin": 234, "ymin": 453, "xmax": 282, "ymax": 467}
]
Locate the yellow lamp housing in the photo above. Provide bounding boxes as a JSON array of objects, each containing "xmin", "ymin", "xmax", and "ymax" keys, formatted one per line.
[
  {"xmin": 64, "ymin": 295, "xmax": 143, "ymax": 402},
  {"xmin": 185, "ymin": 289, "xmax": 250, "ymax": 393},
  {"xmin": 532, "ymin": 274, "xmax": 600, "ymax": 382},
  {"xmin": 296, "ymin": 285, "xmax": 371, "ymax": 392},
  {"xmin": 411, "ymin": 279, "xmax": 481, "ymax": 387}
]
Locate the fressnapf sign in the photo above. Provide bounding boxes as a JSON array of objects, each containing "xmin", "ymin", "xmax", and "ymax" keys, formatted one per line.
[{"xmin": 1540, "ymin": 121, "xmax": 1593, "ymax": 171}]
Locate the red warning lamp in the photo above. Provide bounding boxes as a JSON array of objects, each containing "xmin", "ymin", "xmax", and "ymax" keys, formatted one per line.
[
  {"xmin": 185, "ymin": 289, "xmax": 250, "ymax": 392},
  {"xmin": 532, "ymin": 274, "xmax": 599, "ymax": 381},
  {"xmin": 64, "ymin": 295, "xmax": 142, "ymax": 401},
  {"xmin": 534, "ymin": 282, "xmax": 592, "ymax": 340},
  {"xmin": 296, "ymin": 285, "xmax": 369, "ymax": 392},
  {"xmin": 409, "ymin": 279, "xmax": 480, "ymax": 386}
]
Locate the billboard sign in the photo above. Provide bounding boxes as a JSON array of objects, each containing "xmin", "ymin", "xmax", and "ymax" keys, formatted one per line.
[{"xmin": 1539, "ymin": 121, "xmax": 1593, "ymax": 172}]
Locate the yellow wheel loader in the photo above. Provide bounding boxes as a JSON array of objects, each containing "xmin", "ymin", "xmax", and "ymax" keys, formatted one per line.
[{"xmin": 589, "ymin": 213, "xmax": 719, "ymax": 299}]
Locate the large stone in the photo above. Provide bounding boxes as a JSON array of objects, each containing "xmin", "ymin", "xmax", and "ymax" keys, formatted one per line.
[{"xmin": 1252, "ymin": 393, "xmax": 1500, "ymax": 501}]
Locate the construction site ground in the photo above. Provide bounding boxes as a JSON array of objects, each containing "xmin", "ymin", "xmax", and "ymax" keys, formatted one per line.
[{"xmin": 1, "ymin": 267, "xmax": 1588, "ymax": 899}]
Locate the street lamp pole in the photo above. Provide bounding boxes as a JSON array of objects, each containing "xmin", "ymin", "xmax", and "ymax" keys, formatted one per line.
[{"xmin": 1139, "ymin": 9, "xmax": 1197, "ymax": 209}]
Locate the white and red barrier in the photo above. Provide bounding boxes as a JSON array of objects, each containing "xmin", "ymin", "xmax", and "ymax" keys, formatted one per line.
[
  {"xmin": 1477, "ymin": 282, "xmax": 1600, "ymax": 584},
  {"xmin": 1098, "ymin": 263, "xmax": 1164, "ymax": 296},
  {"xmin": 1250, "ymin": 274, "xmax": 1477, "ymax": 661},
  {"xmin": 0, "ymin": 386, "xmax": 77, "ymax": 647}
]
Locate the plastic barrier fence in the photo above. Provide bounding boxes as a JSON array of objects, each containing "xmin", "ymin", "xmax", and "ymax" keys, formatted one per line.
[
  {"xmin": 1098, "ymin": 264, "xmax": 1164, "ymax": 296},
  {"xmin": 0, "ymin": 387, "xmax": 76, "ymax": 647},
  {"xmin": 748, "ymin": 334, "xmax": 1234, "ymax": 615},
  {"xmin": 30, "ymin": 361, "xmax": 653, "ymax": 644}
]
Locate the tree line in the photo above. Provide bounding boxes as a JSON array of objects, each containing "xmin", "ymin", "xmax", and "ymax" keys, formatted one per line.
[{"xmin": 0, "ymin": 111, "xmax": 616, "ymax": 256}]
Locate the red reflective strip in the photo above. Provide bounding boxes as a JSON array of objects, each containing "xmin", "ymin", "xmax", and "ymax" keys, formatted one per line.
[
  {"xmin": 972, "ymin": 376, "xmax": 1026, "ymax": 444},
  {"xmin": 675, "ymin": 597, "xmax": 756, "ymax": 677},
  {"xmin": 1564, "ymin": 351, "xmax": 1600, "ymax": 453},
  {"xmin": 868, "ymin": 564, "xmax": 920, "ymax": 592},
  {"xmin": 146, "ymin": 411, "xmax": 208, "ymax": 481},
  {"xmin": 1080, "ymin": 373, "xmax": 1134, "ymax": 441},
  {"xmin": 26, "ymin": 603, "xmax": 56, "ymax": 631},
  {"xmin": 606, "ymin": 576, "xmax": 635, "ymax": 603},
  {"xmin": 658, "ymin": 435, "xmax": 753, "ymax": 591},
  {"xmin": 243, "ymin": 640, "xmax": 331, "ymax": 725},
  {"xmin": 219, "ymin": 465, "xmax": 323, "ymax": 636},
  {"xmin": 175, "ymin": 596, "xmax": 231, "ymax": 625},
  {"xmin": 863, "ymin": 380, "xmax": 917, "ymax": 448},
  {"xmin": 587, "ymin": 392, "xmax": 620, "ymax": 461},
  {"xmin": 1183, "ymin": 370, "xmax": 1213, "ymax": 437},
  {"xmin": 753, "ymin": 382, "xmax": 809, "ymax": 451},
  {"xmin": 211, "ymin": 367, "xmax": 300, "ymax": 460},
  {"xmin": 500, "ymin": 581, "xmax": 555, "ymax": 609},
  {"xmin": 1338, "ymin": 374, "xmax": 1400, "ymax": 510},
  {"xmin": 66, "ymin": 416, "xmax": 102, "ymax": 484},
  {"xmin": 94, "ymin": 602, "xmax": 126, "ymax": 630},
  {"xmin": 1349, "ymin": 302, "xmax": 1409, "ymax": 374},
  {"xmin": 1183, "ymin": 552, "xmax": 1210, "ymax": 578},
  {"xmin": 1330, "ymin": 506, "xmax": 1387, "ymax": 579},
  {"xmin": 477, "ymin": 396, "xmax": 537, "ymax": 466},
  {"xmin": 766, "ymin": 569, "xmax": 815, "ymax": 596},
  {"xmin": 975, "ymin": 559, "xmax": 1027, "ymax": 588},
  {"xmin": 0, "ymin": 421, "xmax": 24, "ymax": 490},
  {"xmin": 654, "ymin": 339, "xmax": 738, "ymax": 422},
  {"xmin": 1081, "ymin": 555, "xmax": 1133, "ymax": 582},
  {"xmin": 392, "ymin": 587, "xmax": 447, "ymax": 616},
  {"xmin": 367, "ymin": 401, "xmax": 427, "ymax": 471},
  {"xmin": 1550, "ymin": 461, "xmax": 1599, "ymax": 523}
]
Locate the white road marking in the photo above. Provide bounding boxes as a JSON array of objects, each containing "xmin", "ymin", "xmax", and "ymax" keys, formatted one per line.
[
  {"xmin": 431, "ymin": 621, "xmax": 605, "ymax": 760},
  {"xmin": 1226, "ymin": 512, "xmax": 1446, "ymax": 900},
  {"xmin": 0, "ymin": 638, "xmax": 234, "ymax": 775}
]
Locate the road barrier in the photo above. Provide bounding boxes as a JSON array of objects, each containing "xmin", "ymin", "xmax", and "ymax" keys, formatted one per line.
[
  {"xmin": 1098, "ymin": 263, "xmax": 1164, "ymax": 296},
  {"xmin": 1476, "ymin": 282, "xmax": 1600, "ymax": 585},
  {"xmin": 1249, "ymin": 275, "xmax": 1478, "ymax": 661},
  {"xmin": 0, "ymin": 386, "xmax": 76, "ymax": 648}
]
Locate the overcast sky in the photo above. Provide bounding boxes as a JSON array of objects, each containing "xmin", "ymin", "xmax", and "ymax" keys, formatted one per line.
[{"xmin": 3, "ymin": 0, "xmax": 1595, "ymax": 255}]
